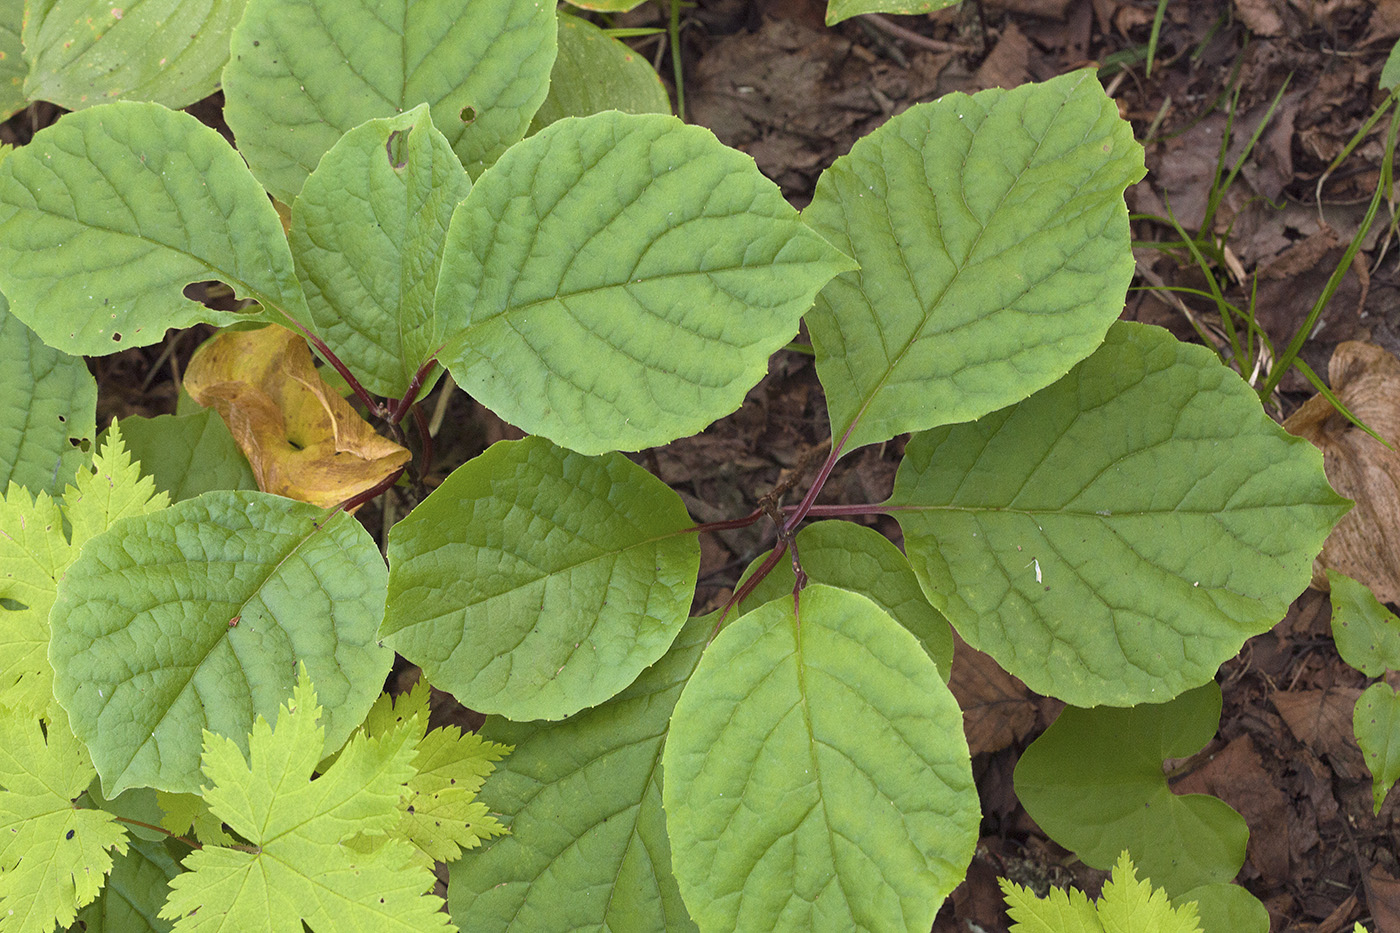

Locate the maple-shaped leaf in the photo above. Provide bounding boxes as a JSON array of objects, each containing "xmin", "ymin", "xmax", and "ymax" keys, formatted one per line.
[
  {"xmin": 159, "ymin": 667, "xmax": 454, "ymax": 933},
  {"xmin": 0, "ymin": 423, "xmax": 167, "ymax": 715},
  {"xmin": 351, "ymin": 680, "xmax": 509, "ymax": 867},
  {"xmin": 0, "ymin": 708, "xmax": 129, "ymax": 932},
  {"xmin": 1001, "ymin": 852, "xmax": 1202, "ymax": 933}
]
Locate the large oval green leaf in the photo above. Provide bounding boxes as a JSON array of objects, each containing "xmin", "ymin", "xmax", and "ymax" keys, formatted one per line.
[
  {"xmin": 50, "ymin": 491, "xmax": 392, "ymax": 796},
  {"xmin": 0, "ymin": 102, "xmax": 302, "ymax": 355},
  {"xmin": 824, "ymin": 0, "xmax": 961, "ymax": 26},
  {"xmin": 223, "ymin": 0, "xmax": 556, "ymax": 203},
  {"xmin": 802, "ymin": 69, "xmax": 1145, "ymax": 454},
  {"xmin": 435, "ymin": 110, "xmax": 854, "ymax": 455},
  {"xmin": 889, "ymin": 322, "xmax": 1349, "ymax": 707},
  {"xmin": 290, "ymin": 104, "xmax": 470, "ymax": 399},
  {"xmin": 663, "ymin": 585, "xmax": 978, "ymax": 933},
  {"xmin": 383, "ymin": 436, "xmax": 699, "ymax": 721},
  {"xmin": 450, "ymin": 613, "xmax": 709, "ymax": 933}
]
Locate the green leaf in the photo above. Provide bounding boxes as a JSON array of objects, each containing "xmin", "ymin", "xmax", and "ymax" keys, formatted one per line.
[
  {"xmin": 0, "ymin": 102, "xmax": 306, "ymax": 355},
  {"xmin": 561, "ymin": 0, "xmax": 649, "ymax": 11},
  {"xmin": 450, "ymin": 612, "xmax": 711, "ymax": 933},
  {"xmin": 117, "ymin": 409, "xmax": 257, "ymax": 502},
  {"xmin": 737, "ymin": 520, "xmax": 953, "ymax": 679},
  {"xmin": 1176, "ymin": 882, "xmax": 1269, "ymax": 933},
  {"xmin": 74, "ymin": 837, "xmax": 182, "ymax": 933},
  {"xmin": 889, "ymin": 322, "xmax": 1348, "ymax": 706},
  {"xmin": 1327, "ymin": 570, "xmax": 1400, "ymax": 676},
  {"xmin": 663, "ymin": 585, "xmax": 979, "ymax": 933},
  {"xmin": 1382, "ymin": 39, "xmax": 1400, "ymax": 92},
  {"xmin": 155, "ymin": 792, "xmax": 233, "ymax": 847},
  {"xmin": 1001, "ymin": 851, "xmax": 1203, "ymax": 933},
  {"xmin": 1013, "ymin": 682, "xmax": 1248, "ymax": 897},
  {"xmin": 1354, "ymin": 682, "xmax": 1400, "ymax": 814},
  {"xmin": 159, "ymin": 668, "xmax": 454, "ymax": 933},
  {"xmin": 50, "ymin": 490, "xmax": 391, "ymax": 795},
  {"xmin": 223, "ymin": 0, "xmax": 557, "ymax": 203},
  {"xmin": 384, "ymin": 436, "xmax": 699, "ymax": 720},
  {"xmin": 825, "ymin": 0, "xmax": 962, "ymax": 27},
  {"xmin": 21, "ymin": 0, "xmax": 246, "ymax": 110},
  {"xmin": 530, "ymin": 13, "xmax": 670, "ymax": 133},
  {"xmin": 289, "ymin": 105, "xmax": 470, "ymax": 399},
  {"xmin": 436, "ymin": 110, "xmax": 854, "ymax": 454},
  {"xmin": 0, "ymin": 298, "xmax": 96, "ymax": 496},
  {"xmin": 0, "ymin": 709, "xmax": 128, "ymax": 932},
  {"xmin": 0, "ymin": 0, "xmax": 23, "ymax": 120},
  {"xmin": 802, "ymin": 69, "xmax": 1144, "ymax": 454}
]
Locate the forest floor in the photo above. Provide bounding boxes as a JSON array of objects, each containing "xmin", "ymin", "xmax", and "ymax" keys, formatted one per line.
[{"xmin": 10, "ymin": 1, "xmax": 1398, "ymax": 930}]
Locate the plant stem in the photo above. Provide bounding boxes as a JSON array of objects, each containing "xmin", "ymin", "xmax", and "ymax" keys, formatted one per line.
[
  {"xmin": 668, "ymin": 0, "xmax": 685, "ymax": 120},
  {"xmin": 112, "ymin": 815, "xmax": 200, "ymax": 850},
  {"xmin": 338, "ymin": 467, "xmax": 405, "ymax": 514},
  {"xmin": 781, "ymin": 421, "xmax": 854, "ymax": 535}
]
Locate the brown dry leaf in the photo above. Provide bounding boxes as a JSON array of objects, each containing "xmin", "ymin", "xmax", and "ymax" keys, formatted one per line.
[
  {"xmin": 185, "ymin": 324, "xmax": 410, "ymax": 508},
  {"xmin": 1365, "ymin": 863, "xmax": 1400, "ymax": 933},
  {"xmin": 948, "ymin": 631, "xmax": 1037, "ymax": 756},
  {"xmin": 1272, "ymin": 687, "xmax": 1369, "ymax": 780},
  {"xmin": 1284, "ymin": 342, "xmax": 1400, "ymax": 602},
  {"xmin": 1171, "ymin": 735, "xmax": 1291, "ymax": 885}
]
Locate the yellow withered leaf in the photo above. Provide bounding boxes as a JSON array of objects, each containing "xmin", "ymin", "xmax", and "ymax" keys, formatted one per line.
[{"xmin": 185, "ymin": 325, "xmax": 409, "ymax": 509}]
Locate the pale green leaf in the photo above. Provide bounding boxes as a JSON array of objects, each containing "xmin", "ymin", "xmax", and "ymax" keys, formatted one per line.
[
  {"xmin": 63, "ymin": 420, "xmax": 170, "ymax": 546},
  {"xmin": 802, "ymin": 69, "xmax": 1145, "ymax": 453},
  {"xmin": 118, "ymin": 409, "xmax": 257, "ymax": 503},
  {"xmin": 0, "ymin": 709, "xmax": 128, "ymax": 932},
  {"xmin": 530, "ymin": 13, "xmax": 670, "ymax": 133},
  {"xmin": 663, "ymin": 586, "xmax": 979, "ymax": 933},
  {"xmin": 290, "ymin": 104, "xmax": 470, "ymax": 399},
  {"xmin": 825, "ymin": 0, "xmax": 961, "ymax": 26},
  {"xmin": 1354, "ymin": 683, "xmax": 1400, "ymax": 814},
  {"xmin": 22, "ymin": 0, "xmax": 246, "ymax": 110},
  {"xmin": 0, "ymin": 102, "xmax": 305, "ymax": 355},
  {"xmin": 436, "ymin": 110, "xmax": 854, "ymax": 454},
  {"xmin": 160, "ymin": 669, "xmax": 454, "ymax": 933},
  {"xmin": 384, "ymin": 435, "xmax": 699, "ymax": 720},
  {"xmin": 1001, "ymin": 851, "xmax": 1203, "ymax": 933},
  {"xmin": 737, "ymin": 520, "xmax": 953, "ymax": 679},
  {"xmin": 1175, "ymin": 882, "xmax": 1269, "ymax": 933},
  {"xmin": 1382, "ymin": 39, "xmax": 1400, "ymax": 92},
  {"xmin": 223, "ymin": 0, "xmax": 557, "ymax": 203},
  {"xmin": 0, "ymin": 0, "xmax": 22, "ymax": 119},
  {"xmin": 561, "ymin": 0, "xmax": 648, "ymax": 11},
  {"xmin": 73, "ymin": 837, "xmax": 182, "ymax": 933},
  {"xmin": 451, "ymin": 613, "xmax": 712, "ymax": 933},
  {"xmin": 1327, "ymin": 570, "xmax": 1400, "ymax": 676},
  {"xmin": 50, "ymin": 490, "xmax": 392, "ymax": 795},
  {"xmin": 890, "ymin": 322, "xmax": 1348, "ymax": 706},
  {"xmin": 0, "ymin": 298, "xmax": 96, "ymax": 496},
  {"xmin": 1014, "ymin": 682, "xmax": 1248, "ymax": 897},
  {"xmin": 155, "ymin": 792, "xmax": 233, "ymax": 847}
]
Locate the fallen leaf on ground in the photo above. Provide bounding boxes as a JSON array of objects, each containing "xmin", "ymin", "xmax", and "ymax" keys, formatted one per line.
[
  {"xmin": 1171, "ymin": 735, "xmax": 1291, "ymax": 885},
  {"xmin": 1284, "ymin": 342, "xmax": 1400, "ymax": 603},
  {"xmin": 948, "ymin": 631, "xmax": 1037, "ymax": 756},
  {"xmin": 185, "ymin": 324, "xmax": 409, "ymax": 508},
  {"xmin": 1272, "ymin": 687, "xmax": 1369, "ymax": 781}
]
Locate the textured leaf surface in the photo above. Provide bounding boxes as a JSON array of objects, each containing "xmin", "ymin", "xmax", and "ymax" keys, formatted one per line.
[
  {"xmin": 74, "ymin": 837, "xmax": 181, "ymax": 933},
  {"xmin": 1001, "ymin": 852, "xmax": 1202, "ymax": 933},
  {"xmin": 159, "ymin": 670, "xmax": 454, "ymax": 933},
  {"xmin": 802, "ymin": 69, "xmax": 1144, "ymax": 453},
  {"xmin": 0, "ymin": 0, "xmax": 21, "ymax": 119},
  {"xmin": 824, "ymin": 0, "xmax": 961, "ymax": 26},
  {"xmin": 22, "ymin": 0, "xmax": 246, "ymax": 110},
  {"xmin": 290, "ymin": 105, "xmax": 470, "ymax": 399},
  {"xmin": 0, "ymin": 710, "xmax": 128, "ymax": 932},
  {"xmin": 663, "ymin": 586, "xmax": 978, "ymax": 933},
  {"xmin": 1328, "ymin": 570, "xmax": 1400, "ymax": 676},
  {"xmin": 223, "ymin": 0, "xmax": 556, "ymax": 202},
  {"xmin": 0, "ymin": 102, "xmax": 303, "ymax": 354},
  {"xmin": 0, "ymin": 299, "xmax": 96, "ymax": 495},
  {"xmin": 435, "ymin": 110, "xmax": 854, "ymax": 454},
  {"xmin": 384, "ymin": 436, "xmax": 698, "ymax": 720},
  {"xmin": 119, "ymin": 409, "xmax": 257, "ymax": 502},
  {"xmin": 451, "ymin": 613, "xmax": 711, "ymax": 933},
  {"xmin": 1014, "ymin": 682, "xmax": 1248, "ymax": 896},
  {"xmin": 890, "ymin": 322, "xmax": 1348, "ymax": 706},
  {"xmin": 737, "ymin": 520, "xmax": 953, "ymax": 678},
  {"xmin": 1354, "ymin": 683, "xmax": 1400, "ymax": 814},
  {"xmin": 530, "ymin": 13, "xmax": 670, "ymax": 132},
  {"xmin": 1176, "ymin": 883, "xmax": 1269, "ymax": 933},
  {"xmin": 50, "ymin": 491, "xmax": 391, "ymax": 795}
]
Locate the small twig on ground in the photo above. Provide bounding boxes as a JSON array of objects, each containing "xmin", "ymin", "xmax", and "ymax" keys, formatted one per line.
[{"xmin": 858, "ymin": 13, "xmax": 973, "ymax": 54}]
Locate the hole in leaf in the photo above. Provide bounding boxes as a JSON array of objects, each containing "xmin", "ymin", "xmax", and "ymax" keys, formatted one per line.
[
  {"xmin": 385, "ymin": 130, "xmax": 408, "ymax": 170},
  {"xmin": 460, "ymin": 105, "xmax": 476, "ymax": 126},
  {"xmin": 111, "ymin": 332, "xmax": 121, "ymax": 341},
  {"xmin": 183, "ymin": 280, "xmax": 250, "ymax": 313}
]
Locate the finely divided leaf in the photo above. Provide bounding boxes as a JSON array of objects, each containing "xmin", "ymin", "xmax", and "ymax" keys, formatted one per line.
[
  {"xmin": 890, "ymin": 322, "xmax": 1349, "ymax": 706},
  {"xmin": 1354, "ymin": 683, "xmax": 1400, "ymax": 814},
  {"xmin": 736, "ymin": 520, "xmax": 954, "ymax": 678},
  {"xmin": 74, "ymin": 837, "xmax": 183, "ymax": 933},
  {"xmin": 530, "ymin": 13, "xmax": 671, "ymax": 133},
  {"xmin": 1328, "ymin": 570, "xmax": 1400, "ymax": 676},
  {"xmin": 0, "ymin": 298, "xmax": 96, "ymax": 496},
  {"xmin": 50, "ymin": 490, "xmax": 391, "ymax": 795},
  {"xmin": 223, "ymin": 0, "xmax": 557, "ymax": 202},
  {"xmin": 384, "ymin": 436, "xmax": 699, "ymax": 720},
  {"xmin": 1014, "ymin": 682, "xmax": 1248, "ymax": 897},
  {"xmin": 290, "ymin": 105, "xmax": 470, "ymax": 399},
  {"xmin": 160, "ymin": 670, "xmax": 454, "ymax": 933},
  {"xmin": 1000, "ymin": 851, "xmax": 1203, "ymax": 933},
  {"xmin": 0, "ymin": 102, "xmax": 305, "ymax": 355},
  {"xmin": 22, "ymin": 0, "xmax": 246, "ymax": 111},
  {"xmin": 663, "ymin": 586, "xmax": 979, "ymax": 933},
  {"xmin": 802, "ymin": 69, "xmax": 1144, "ymax": 453},
  {"xmin": 451, "ymin": 613, "xmax": 712, "ymax": 933},
  {"xmin": 0, "ymin": 709, "xmax": 128, "ymax": 932},
  {"xmin": 118, "ymin": 409, "xmax": 258, "ymax": 503}
]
